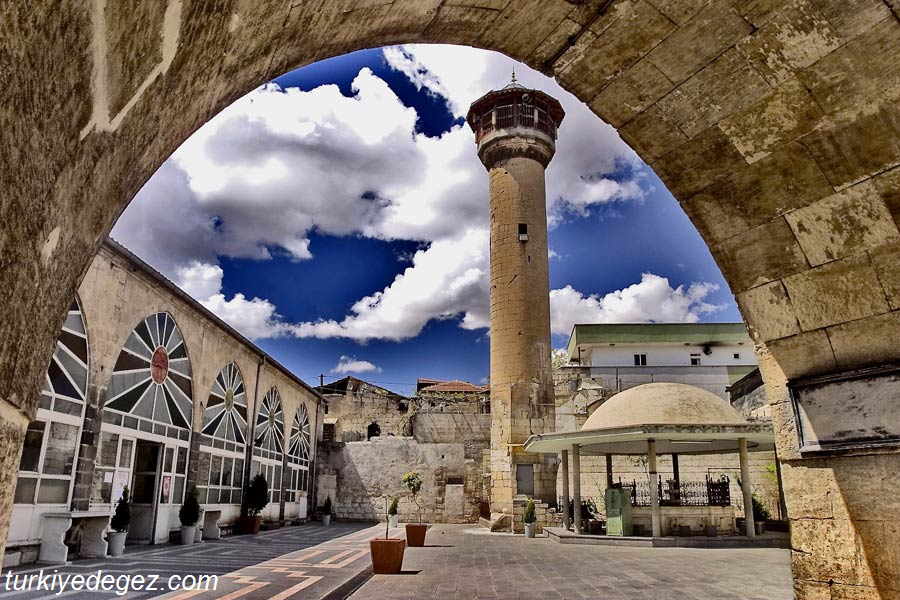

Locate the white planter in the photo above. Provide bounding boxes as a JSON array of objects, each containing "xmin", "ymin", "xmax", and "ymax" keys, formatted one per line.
[
  {"xmin": 388, "ymin": 515, "xmax": 399, "ymax": 528},
  {"xmin": 322, "ymin": 515, "xmax": 331, "ymax": 527},
  {"xmin": 194, "ymin": 526, "xmax": 203, "ymax": 543},
  {"xmin": 524, "ymin": 522, "xmax": 536, "ymax": 538},
  {"xmin": 180, "ymin": 525, "xmax": 197, "ymax": 545},
  {"xmin": 107, "ymin": 531, "xmax": 127, "ymax": 557}
]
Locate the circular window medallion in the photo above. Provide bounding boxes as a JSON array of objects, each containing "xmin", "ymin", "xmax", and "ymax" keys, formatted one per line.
[
  {"xmin": 150, "ymin": 346, "xmax": 169, "ymax": 384},
  {"xmin": 224, "ymin": 389, "xmax": 234, "ymax": 412}
]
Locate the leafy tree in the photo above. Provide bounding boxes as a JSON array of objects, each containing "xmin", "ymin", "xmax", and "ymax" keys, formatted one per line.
[
  {"xmin": 402, "ymin": 471, "xmax": 424, "ymax": 523},
  {"xmin": 388, "ymin": 496, "xmax": 399, "ymax": 516},
  {"xmin": 322, "ymin": 496, "xmax": 333, "ymax": 516}
]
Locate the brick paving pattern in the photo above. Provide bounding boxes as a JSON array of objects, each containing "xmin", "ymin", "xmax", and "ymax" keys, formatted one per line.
[
  {"xmin": 352, "ymin": 525, "xmax": 793, "ymax": 600},
  {"xmin": 0, "ymin": 522, "xmax": 374, "ymax": 599}
]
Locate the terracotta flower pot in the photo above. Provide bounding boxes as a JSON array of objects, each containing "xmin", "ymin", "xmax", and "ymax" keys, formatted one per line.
[
  {"xmin": 405, "ymin": 523, "xmax": 427, "ymax": 547},
  {"xmin": 370, "ymin": 538, "xmax": 405, "ymax": 574},
  {"xmin": 239, "ymin": 516, "xmax": 261, "ymax": 535}
]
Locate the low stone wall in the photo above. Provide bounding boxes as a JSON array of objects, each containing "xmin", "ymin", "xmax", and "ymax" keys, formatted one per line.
[
  {"xmin": 315, "ymin": 437, "xmax": 483, "ymax": 524},
  {"xmin": 412, "ymin": 413, "xmax": 490, "ymax": 447},
  {"xmin": 631, "ymin": 505, "xmax": 735, "ymax": 536},
  {"xmin": 510, "ymin": 497, "xmax": 564, "ymax": 534}
]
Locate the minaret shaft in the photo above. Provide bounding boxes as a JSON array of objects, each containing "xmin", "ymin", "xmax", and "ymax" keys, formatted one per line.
[{"xmin": 467, "ymin": 81, "xmax": 566, "ymax": 514}]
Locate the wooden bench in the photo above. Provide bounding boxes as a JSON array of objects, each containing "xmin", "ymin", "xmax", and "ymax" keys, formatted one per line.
[{"xmin": 40, "ymin": 511, "xmax": 111, "ymax": 564}]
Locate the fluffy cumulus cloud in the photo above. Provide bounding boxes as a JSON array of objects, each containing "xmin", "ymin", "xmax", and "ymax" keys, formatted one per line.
[
  {"xmin": 549, "ymin": 274, "xmax": 723, "ymax": 336},
  {"xmin": 112, "ymin": 44, "xmax": 713, "ymax": 342},
  {"xmin": 331, "ymin": 356, "xmax": 383, "ymax": 375}
]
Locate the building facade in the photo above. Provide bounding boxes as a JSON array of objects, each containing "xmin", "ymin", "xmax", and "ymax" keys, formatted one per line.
[
  {"xmin": 556, "ymin": 323, "xmax": 781, "ymax": 522},
  {"xmin": 6, "ymin": 241, "xmax": 322, "ymax": 566}
]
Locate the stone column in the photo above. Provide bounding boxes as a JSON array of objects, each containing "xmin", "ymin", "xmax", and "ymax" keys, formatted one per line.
[
  {"xmin": 739, "ymin": 438, "xmax": 755, "ymax": 538},
  {"xmin": 0, "ymin": 401, "xmax": 29, "ymax": 563},
  {"xmin": 560, "ymin": 449, "xmax": 570, "ymax": 530},
  {"xmin": 648, "ymin": 439, "xmax": 660, "ymax": 537},
  {"xmin": 572, "ymin": 445, "xmax": 581, "ymax": 535}
]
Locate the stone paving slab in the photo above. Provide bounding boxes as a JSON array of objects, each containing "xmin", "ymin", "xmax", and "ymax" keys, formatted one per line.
[
  {"xmin": 351, "ymin": 525, "xmax": 793, "ymax": 600},
  {"xmin": 0, "ymin": 521, "xmax": 378, "ymax": 599}
]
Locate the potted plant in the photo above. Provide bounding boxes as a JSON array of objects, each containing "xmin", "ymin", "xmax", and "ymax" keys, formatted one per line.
[
  {"xmin": 388, "ymin": 496, "xmax": 399, "ymax": 528},
  {"xmin": 179, "ymin": 486, "xmax": 200, "ymax": 544},
  {"xmin": 239, "ymin": 474, "xmax": 269, "ymax": 534},
  {"xmin": 370, "ymin": 496, "xmax": 405, "ymax": 574},
  {"xmin": 752, "ymin": 494, "xmax": 771, "ymax": 535},
  {"xmin": 523, "ymin": 499, "xmax": 537, "ymax": 538},
  {"xmin": 107, "ymin": 487, "xmax": 130, "ymax": 557},
  {"xmin": 321, "ymin": 497, "xmax": 332, "ymax": 526},
  {"xmin": 401, "ymin": 472, "xmax": 426, "ymax": 547}
]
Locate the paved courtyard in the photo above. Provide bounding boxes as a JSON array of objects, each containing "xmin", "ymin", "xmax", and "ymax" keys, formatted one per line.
[
  {"xmin": 1, "ymin": 523, "xmax": 793, "ymax": 599},
  {"xmin": 354, "ymin": 525, "xmax": 793, "ymax": 600}
]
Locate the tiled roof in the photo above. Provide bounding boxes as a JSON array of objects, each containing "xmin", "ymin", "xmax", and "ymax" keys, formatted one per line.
[{"xmin": 418, "ymin": 380, "xmax": 489, "ymax": 394}]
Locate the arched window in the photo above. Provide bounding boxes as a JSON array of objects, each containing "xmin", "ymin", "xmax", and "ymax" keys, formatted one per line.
[
  {"xmin": 14, "ymin": 298, "xmax": 89, "ymax": 508},
  {"xmin": 105, "ymin": 312, "xmax": 193, "ymax": 436},
  {"xmin": 203, "ymin": 362, "xmax": 248, "ymax": 446},
  {"xmin": 197, "ymin": 362, "xmax": 248, "ymax": 505},
  {"xmin": 252, "ymin": 387, "xmax": 284, "ymax": 506},
  {"xmin": 286, "ymin": 404, "xmax": 311, "ymax": 501}
]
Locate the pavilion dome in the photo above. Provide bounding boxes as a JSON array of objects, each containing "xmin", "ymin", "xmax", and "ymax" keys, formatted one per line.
[{"xmin": 582, "ymin": 382, "xmax": 747, "ymax": 431}]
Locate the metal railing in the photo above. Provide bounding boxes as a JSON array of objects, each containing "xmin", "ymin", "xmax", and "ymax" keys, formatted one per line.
[
  {"xmin": 627, "ymin": 475, "xmax": 731, "ymax": 507},
  {"xmin": 472, "ymin": 101, "xmax": 558, "ymax": 143}
]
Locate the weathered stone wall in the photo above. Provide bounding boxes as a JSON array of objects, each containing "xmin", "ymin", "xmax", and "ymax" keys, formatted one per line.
[
  {"xmin": 315, "ymin": 437, "xmax": 482, "ymax": 524},
  {"xmin": 412, "ymin": 413, "xmax": 490, "ymax": 446},
  {"xmin": 322, "ymin": 390, "xmax": 409, "ymax": 442}
]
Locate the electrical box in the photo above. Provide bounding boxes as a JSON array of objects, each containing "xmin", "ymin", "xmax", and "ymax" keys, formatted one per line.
[{"xmin": 605, "ymin": 486, "xmax": 633, "ymax": 536}]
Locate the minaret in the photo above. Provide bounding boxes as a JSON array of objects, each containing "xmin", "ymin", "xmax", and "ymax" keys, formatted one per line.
[{"xmin": 467, "ymin": 73, "xmax": 565, "ymax": 512}]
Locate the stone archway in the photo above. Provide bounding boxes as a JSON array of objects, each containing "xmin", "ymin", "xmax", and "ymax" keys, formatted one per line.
[{"xmin": 3, "ymin": 2, "xmax": 900, "ymax": 595}]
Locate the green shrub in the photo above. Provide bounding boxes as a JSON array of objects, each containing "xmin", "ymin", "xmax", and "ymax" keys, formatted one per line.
[
  {"xmin": 179, "ymin": 486, "xmax": 200, "ymax": 527},
  {"xmin": 110, "ymin": 487, "xmax": 131, "ymax": 533},
  {"xmin": 246, "ymin": 474, "xmax": 269, "ymax": 517},
  {"xmin": 751, "ymin": 494, "xmax": 771, "ymax": 522},
  {"xmin": 322, "ymin": 496, "xmax": 333, "ymax": 516},
  {"xmin": 388, "ymin": 496, "xmax": 399, "ymax": 516},
  {"xmin": 523, "ymin": 499, "xmax": 536, "ymax": 524}
]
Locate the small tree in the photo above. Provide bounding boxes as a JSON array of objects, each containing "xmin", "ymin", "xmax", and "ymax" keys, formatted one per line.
[
  {"xmin": 388, "ymin": 496, "xmax": 399, "ymax": 516},
  {"xmin": 401, "ymin": 471, "xmax": 424, "ymax": 523},
  {"xmin": 179, "ymin": 486, "xmax": 200, "ymax": 527},
  {"xmin": 110, "ymin": 487, "xmax": 131, "ymax": 533},
  {"xmin": 246, "ymin": 474, "xmax": 269, "ymax": 517},
  {"xmin": 322, "ymin": 496, "xmax": 333, "ymax": 516},
  {"xmin": 523, "ymin": 499, "xmax": 536, "ymax": 524},
  {"xmin": 751, "ymin": 494, "xmax": 771, "ymax": 522}
]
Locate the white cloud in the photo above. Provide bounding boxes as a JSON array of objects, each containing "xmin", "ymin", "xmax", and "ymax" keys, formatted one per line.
[
  {"xmin": 112, "ymin": 45, "xmax": 685, "ymax": 343},
  {"xmin": 331, "ymin": 356, "xmax": 383, "ymax": 375},
  {"xmin": 291, "ymin": 229, "xmax": 489, "ymax": 341},
  {"xmin": 549, "ymin": 274, "xmax": 723, "ymax": 336}
]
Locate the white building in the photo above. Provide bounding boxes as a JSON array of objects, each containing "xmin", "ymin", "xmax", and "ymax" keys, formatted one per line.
[{"xmin": 565, "ymin": 323, "xmax": 757, "ymax": 400}]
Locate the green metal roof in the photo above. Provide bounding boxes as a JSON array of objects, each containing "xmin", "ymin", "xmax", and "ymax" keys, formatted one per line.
[{"xmin": 567, "ymin": 323, "xmax": 752, "ymax": 360}]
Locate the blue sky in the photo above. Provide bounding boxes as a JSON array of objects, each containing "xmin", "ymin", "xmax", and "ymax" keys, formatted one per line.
[{"xmin": 112, "ymin": 45, "xmax": 740, "ymax": 396}]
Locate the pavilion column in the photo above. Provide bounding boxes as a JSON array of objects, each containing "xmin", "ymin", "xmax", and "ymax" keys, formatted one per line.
[
  {"xmin": 739, "ymin": 438, "xmax": 756, "ymax": 537},
  {"xmin": 648, "ymin": 439, "xmax": 661, "ymax": 537},
  {"xmin": 561, "ymin": 449, "xmax": 570, "ymax": 530},
  {"xmin": 572, "ymin": 445, "xmax": 582, "ymax": 535},
  {"xmin": 605, "ymin": 454, "xmax": 613, "ymax": 488}
]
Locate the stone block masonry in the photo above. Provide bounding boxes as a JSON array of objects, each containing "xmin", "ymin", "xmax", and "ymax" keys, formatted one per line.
[{"xmin": 316, "ymin": 437, "xmax": 483, "ymax": 524}]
